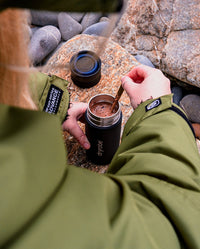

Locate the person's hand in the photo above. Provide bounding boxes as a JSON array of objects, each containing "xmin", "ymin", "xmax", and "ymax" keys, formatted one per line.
[
  {"xmin": 62, "ymin": 102, "xmax": 90, "ymax": 150},
  {"xmin": 121, "ymin": 65, "xmax": 171, "ymax": 109}
]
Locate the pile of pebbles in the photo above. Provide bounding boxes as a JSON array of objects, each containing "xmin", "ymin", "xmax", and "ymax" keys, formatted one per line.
[{"xmin": 29, "ymin": 10, "xmax": 112, "ymax": 66}]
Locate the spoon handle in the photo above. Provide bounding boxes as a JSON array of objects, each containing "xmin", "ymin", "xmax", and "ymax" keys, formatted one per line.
[{"xmin": 111, "ymin": 84, "xmax": 124, "ymax": 113}]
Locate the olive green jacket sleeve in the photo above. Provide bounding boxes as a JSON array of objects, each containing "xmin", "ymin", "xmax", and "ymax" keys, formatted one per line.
[
  {"xmin": 1, "ymin": 95, "xmax": 200, "ymax": 249},
  {"xmin": 29, "ymin": 72, "xmax": 70, "ymax": 123},
  {"xmin": 108, "ymin": 94, "xmax": 200, "ymax": 248}
]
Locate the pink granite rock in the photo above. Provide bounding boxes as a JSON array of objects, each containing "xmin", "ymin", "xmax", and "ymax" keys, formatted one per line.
[{"xmin": 111, "ymin": 0, "xmax": 200, "ymax": 88}]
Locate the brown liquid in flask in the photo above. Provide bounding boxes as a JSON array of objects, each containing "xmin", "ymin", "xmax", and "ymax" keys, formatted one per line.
[
  {"xmin": 85, "ymin": 94, "xmax": 122, "ymax": 165},
  {"xmin": 90, "ymin": 102, "xmax": 118, "ymax": 117}
]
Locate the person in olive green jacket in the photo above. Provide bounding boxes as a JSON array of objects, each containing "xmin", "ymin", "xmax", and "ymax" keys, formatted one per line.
[{"xmin": 1, "ymin": 6, "xmax": 200, "ymax": 249}]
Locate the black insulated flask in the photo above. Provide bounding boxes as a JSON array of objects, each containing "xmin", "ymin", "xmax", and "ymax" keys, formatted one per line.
[{"xmin": 85, "ymin": 94, "xmax": 122, "ymax": 165}]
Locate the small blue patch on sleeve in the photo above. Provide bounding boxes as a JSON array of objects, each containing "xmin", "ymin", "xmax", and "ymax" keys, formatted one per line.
[{"xmin": 145, "ymin": 98, "xmax": 162, "ymax": 112}]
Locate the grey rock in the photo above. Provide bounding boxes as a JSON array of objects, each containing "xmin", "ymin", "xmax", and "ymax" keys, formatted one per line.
[
  {"xmin": 29, "ymin": 25, "xmax": 61, "ymax": 65},
  {"xmin": 81, "ymin": 13, "xmax": 102, "ymax": 30},
  {"xmin": 171, "ymin": 86, "xmax": 183, "ymax": 106},
  {"xmin": 43, "ymin": 41, "xmax": 67, "ymax": 64},
  {"xmin": 134, "ymin": 54, "xmax": 155, "ymax": 68},
  {"xmin": 30, "ymin": 10, "xmax": 59, "ymax": 26},
  {"xmin": 180, "ymin": 94, "xmax": 200, "ymax": 123},
  {"xmin": 100, "ymin": 16, "xmax": 110, "ymax": 22},
  {"xmin": 31, "ymin": 27, "xmax": 39, "ymax": 37},
  {"xmin": 68, "ymin": 12, "xmax": 85, "ymax": 22},
  {"xmin": 83, "ymin": 21, "xmax": 110, "ymax": 36},
  {"xmin": 58, "ymin": 13, "xmax": 82, "ymax": 41}
]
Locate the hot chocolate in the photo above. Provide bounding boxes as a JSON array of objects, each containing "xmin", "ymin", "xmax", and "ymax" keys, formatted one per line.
[{"xmin": 90, "ymin": 101, "xmax": 117, "ymax": 117}]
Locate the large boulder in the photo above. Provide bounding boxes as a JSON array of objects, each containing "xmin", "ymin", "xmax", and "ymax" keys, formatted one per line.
[{"xmin": 111, "ymin": 0, "xmax": 200, "ymax": 88}]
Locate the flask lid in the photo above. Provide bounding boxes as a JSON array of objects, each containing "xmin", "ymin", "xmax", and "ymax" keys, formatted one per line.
[{"xmin": 70, "ymin": 50, "xmax": 101, "ymax": 88}]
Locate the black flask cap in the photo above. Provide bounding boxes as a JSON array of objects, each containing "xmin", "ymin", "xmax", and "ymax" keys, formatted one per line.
[{"xmin": 69, "ymin": 50, "xmax": 101, "ymax": 88}]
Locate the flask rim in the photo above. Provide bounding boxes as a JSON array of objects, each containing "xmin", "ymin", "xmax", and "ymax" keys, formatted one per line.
[{"xmin": 87, "ymin": 93, "xmax": 121, "ymax": 127}]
